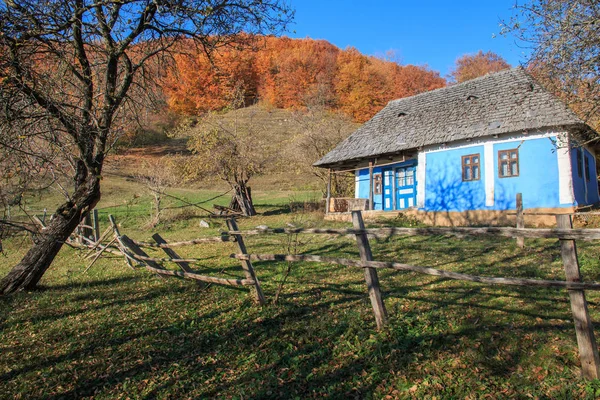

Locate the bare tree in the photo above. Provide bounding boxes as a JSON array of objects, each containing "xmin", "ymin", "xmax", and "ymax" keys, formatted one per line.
[
  {"xmin": 289, "ymin": 107, "xmax": 357, "ymax": 197},
  {"xmin": 135, "ymin": 158, "xmax": 177, "ymax": 227},
  {"xmin": 0, "ymin": 0, "xmax": 292, "ymax": 294},
  {"xmin": 503, "ymin": 0, "xmax": 600, "ymax": 130},
  {"xmin": 181, "ymin": 106, "xmax": 275, "ymax": 216}
]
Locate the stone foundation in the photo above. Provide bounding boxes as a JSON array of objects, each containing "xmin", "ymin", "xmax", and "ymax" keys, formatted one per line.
[{"xmin": 324, "ymin": 207, "xmax": 576, "ymax": 227}]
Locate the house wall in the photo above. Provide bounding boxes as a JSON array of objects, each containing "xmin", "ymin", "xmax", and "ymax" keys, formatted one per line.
[
  {"xmin": 356, "ymin": 167, "xmax": 383, "ymax": 210},
  {"xmin": 424, "ymin": 145, "xmax": 486, "ymax": 211},
  {"xmin": 424, "ymin": 134, "xmax": 570, "ymax": 211},
  {"xmin": 355, "ymin": 160, "xmax": 416, "ymax": 210},
  {"xmin": 571, "ymin": 147, "xmax": 600, "ymax": 206},
  {"xmin": 353, "ymin": 130, "xmax": 599, "ymax": 213}
]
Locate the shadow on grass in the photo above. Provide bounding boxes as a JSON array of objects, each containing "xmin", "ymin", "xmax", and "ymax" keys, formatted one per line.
[
  {"xmin": 1, "ymin": 230, "xmax": 592, "ymax": 398},
  {"xmin": 0, "ymin": 273, "xmax": 580, "ymax": 399}
]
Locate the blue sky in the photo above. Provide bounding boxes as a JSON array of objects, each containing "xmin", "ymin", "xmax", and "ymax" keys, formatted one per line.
[{"xmin": 288, "ymin": 0, "xmax": 528, "ymax": 77}]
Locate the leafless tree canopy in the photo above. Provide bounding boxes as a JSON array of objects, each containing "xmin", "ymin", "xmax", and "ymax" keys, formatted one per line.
[
  {"xmin": 503, "ymin": 0, "xmax": 600, "ymax": 129},
  {"xmin": 0, "ymin": 0, "xmax": 292, "ymax": 294}
]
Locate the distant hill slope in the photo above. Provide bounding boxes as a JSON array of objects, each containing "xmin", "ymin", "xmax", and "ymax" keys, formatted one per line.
[
  {"xmin": 164, "ymin": 36, "xmax": 446, "ymax": 122},
  {"xmin": 112, "ymin": 105, "xmax": 359, "ymax": 192}
]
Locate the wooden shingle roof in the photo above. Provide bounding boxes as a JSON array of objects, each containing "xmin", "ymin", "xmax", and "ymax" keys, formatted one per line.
[{"xmin": 314, "ymin": 67, "xmax": 587, "ymax": 167}]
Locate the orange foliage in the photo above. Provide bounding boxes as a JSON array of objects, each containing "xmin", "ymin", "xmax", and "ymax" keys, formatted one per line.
[
  {"xmin": 449, "ymin": 50, "xmax": 511, "ymax": 83},
  {"xmin": 164, "ymin": 37, "xmax": 447, "ymax": 122}
]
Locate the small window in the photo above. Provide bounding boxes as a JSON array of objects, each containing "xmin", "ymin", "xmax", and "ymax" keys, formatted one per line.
[
  {"xmin": 498, "ymin": 149, "xmax": 519, "ymax": 178},
  {"xmin": 373, "ymin": 174, "xmax": 382, "ymax": 195},
  {"xmin": 462, "ymin": 154, "xmax": 480, "ymax": 181},
  {"xmin": 585, "ymin": 155, "xmax": 591, "ymax": 181},
  {"xmin": 577, "ymin": 149, "xmax": 583, "ymax": 178}
]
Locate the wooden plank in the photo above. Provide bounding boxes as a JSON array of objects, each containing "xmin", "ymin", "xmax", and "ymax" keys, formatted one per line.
[
  {"xmin": 119, "ymin": 235, "xmax": 166, "ymax": 280},
  {"xmin": 109, "ymin": 214, "xmax": 135, "ymax": 269},
  {"xmin": 83, "ymin": 238, "xmax": 116, "ymax": 274},
  {"xmin": 352, "ymin": 211, "xmax": 387, "ymax": 329},
  {"xmin": 92, "ymin": 209, "xmax": 100, "ymax": 242},
  {"xmin": 516, "ymin": 193, "xmax": 524, "ymax": 248},
  {"xmin": 132, "ymin": 235, "xmax": 233, "ymax": 248},
  {"xmin": 152, "ymin": 234, "xmax": 193, "ymax": 273},
  {"xmin": 83, "ymin": 213, "xmax": 93, "ymax": 242},
  {"xmin": 557, "ymin": 214, "xmax": 600, "ymax": 379},
  {"xmin": 226, "ymin": 218, "xmax": 266, "ymax": 305},
  {"xmin": 123, "ymin": 234, "xmax": 249, "ymax": 287},
  {"xmin": 139, "ymin": 265, "xmax": 255, "ymax": 286},
  {"xmin": 232, "ymin": 253, "xmax": 600, "ymax": 291},
  {"xmin": 326, "ymin": 168, "xmax": 332, "ymax": 214},
  {"xmin": 120, "ymin": 235, "xmax": 164, "ymax": 270},
  {"xmin": 83, "ymin": 226, "xmax": 112, "ymax": 259},
  {"xmin": 226, "ymin": 226, "xmax": 600, "ymax": 241},
  {"xmin": 152, "ymin": 233, "xmax": 206, "ymax": 288},
  {"xmin": 368, "ymin": 161, "xmax": 374, "ymax": 211}
]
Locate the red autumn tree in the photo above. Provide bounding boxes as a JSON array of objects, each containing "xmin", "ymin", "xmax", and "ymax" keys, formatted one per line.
[{"xmin": 449, "ymin": 51, "xmax": 511, "ymax": 83}]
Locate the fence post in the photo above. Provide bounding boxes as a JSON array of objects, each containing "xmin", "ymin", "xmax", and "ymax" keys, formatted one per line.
[
  {"xmin": 108, "ymin": 215, "xmax": 135, "ymax": 270},
  {"xmin": 516, "ymin": 193, "xmax": 524, "ymax": 248},
  {"xmin": 92, "ymin": 209, "xmax": 100, "ymax": 242},
  {"xmin": 352, "ymin": 210, "xmax": 387, "ymax": 329},
  {"xmin": 83, "ymin": 213, "xmax": 93, "ymax": 241},
  {"xmin": 326, "ymin": 169, "xmax": 331, "ymax": 214},
  {"xmin": 368, "ymin": 161, "xmax": 374, "ymax": 211},
  {"xmin": 226, "ymin": 218, "xmax": 266, "ymax": 305},
  {"xmin": 556, "ymin": 214, "xmax": 600, "ymax": 379}
]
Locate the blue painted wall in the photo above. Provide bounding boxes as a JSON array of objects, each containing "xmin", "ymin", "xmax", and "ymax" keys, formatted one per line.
[
  {"xmin": 571, "ymin": 148, "xmax": 600, "ymax": 205},
  {"xmin": 492, "ymin": 138, "xmax": 561, "ymax": 210},
  {"xmin": 356, "ymin": 160, "xmax": 417, "ymax": 210},
  {"xmin": 356, "ymin": 167, "xmax": 383, "ymax": 210},
  {"xmin": 424, "ymin": 145, "xmax": 486, "ymax": 211},
  {"xmin": 424, "ymin": 137, "xmax": 567, "ymax": 211}
]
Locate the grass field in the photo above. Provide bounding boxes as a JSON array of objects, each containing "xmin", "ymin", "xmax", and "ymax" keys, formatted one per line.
[{"xmin": 3, "ymin": 174, "xmax": 600, "ymax": 398}]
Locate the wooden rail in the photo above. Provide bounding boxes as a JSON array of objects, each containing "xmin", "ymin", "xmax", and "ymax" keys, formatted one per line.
[
  {"xmin": 106, "ymin": 215, "xmax": 265, "ymax": 304},
  {"xmin": 231, "ymin": 253, "xmax": 600, "ymax": 291},
  {"xmin": 95, "ymin": 210, "xmax": 600, "ymax": 380},
  {"xmin": 225, "ymin": 226, "xmax": 600, "ymax": 241},
  {"xmin": 227, "ymin": 210, "xmax": 600, "ymax": 380}
]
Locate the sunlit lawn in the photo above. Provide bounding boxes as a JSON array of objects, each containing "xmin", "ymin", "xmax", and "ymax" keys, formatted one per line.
[{"xmin": 2, "ymin": 182, "xmax": 600, "ymax": 398}]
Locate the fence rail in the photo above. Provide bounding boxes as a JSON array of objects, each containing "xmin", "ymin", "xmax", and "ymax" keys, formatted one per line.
[
  {"xmin": 226, "ymin": 226, "xmax": 600, "ymax": 241},
  {"xmin": 74, "ymin": 208, "xmax": 600, "ymax": 380},
  {"xmin": 231, "ymin": 253, "xmax": 600, "ymax": 291}
]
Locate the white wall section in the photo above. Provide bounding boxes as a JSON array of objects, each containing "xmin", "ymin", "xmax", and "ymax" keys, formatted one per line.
[
  {"xmin": 484, "ymin": 142, "xmax": 494, "ymax": 206},
  {"xmin": 416, "ymin": 152, "xmax": 426, "ymax": 208},
  {"xmin": 556, "ymin": 133, "xmax": 575, "ymax": 205}
]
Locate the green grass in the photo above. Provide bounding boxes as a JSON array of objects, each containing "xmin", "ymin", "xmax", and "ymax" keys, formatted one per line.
[{"xmin": 3, "ymin": 188, "xmax": 600, "ymax": 398}]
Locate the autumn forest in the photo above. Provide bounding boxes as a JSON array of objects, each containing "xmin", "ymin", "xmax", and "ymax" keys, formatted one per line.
[{"xmin": 164, "ymin": 36, "xmax": 449, "ymax": 122}]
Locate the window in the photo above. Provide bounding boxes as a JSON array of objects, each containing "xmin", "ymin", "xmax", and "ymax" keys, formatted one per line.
[
  {"xmin": 498, "ymin": 149, "xmax": 519, "ymax": 178},
  {"xmin": 577, "ymin": 149, "xmax": 583, "ymax": 178},
  {"xmin": 585, "ymin": 155, "xmax": 591, "ymax": 181},
  {"xmin": 396, "ymin": 168, "xmax": 414, "ymax": 186},
  {"xmin": 462, "ymin": 154, "xmax": 480, "ymax": 181},
  {"xmin": 373, "ymin": 173, "xmax": 382, "ymax": 195}
]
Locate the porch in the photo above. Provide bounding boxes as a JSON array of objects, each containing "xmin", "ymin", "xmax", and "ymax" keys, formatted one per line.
[{"xmin": 325, "ymin": 155, "xmax": 421, "ymax": 214}]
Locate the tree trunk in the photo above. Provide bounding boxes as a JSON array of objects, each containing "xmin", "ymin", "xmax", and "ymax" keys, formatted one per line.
[
  {"xmin": 0, "ymin": 175, "xmax": 101, "ymax": 295},
  {"xmin": 230, "ymin": 182, "xmax": 256, "ymax": 216}
]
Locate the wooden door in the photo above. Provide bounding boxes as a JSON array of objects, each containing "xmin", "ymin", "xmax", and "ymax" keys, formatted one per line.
[{"xmin": 395, "ymin": 166, "xmax": 417, "ymax": 209}]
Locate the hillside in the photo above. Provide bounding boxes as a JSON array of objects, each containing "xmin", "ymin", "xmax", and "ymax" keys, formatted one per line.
[{"xmin": 111, "ymin": 105, "xmax": 359, "ymax": 193}]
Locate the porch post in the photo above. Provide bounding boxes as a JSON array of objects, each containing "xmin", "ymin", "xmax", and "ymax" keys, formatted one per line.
[
  {"xmin": 369, "ymin": 160, "xmax": 374, "ymax": 211},
  {"xmin": 326, "ymin": 169, "xmax": 332, "ymax": 214}
]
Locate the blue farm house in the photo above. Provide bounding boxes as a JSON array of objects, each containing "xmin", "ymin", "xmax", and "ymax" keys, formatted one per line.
[{"xmin": 314, "ymin": 68, "xmax": 600, "ymax": 226}]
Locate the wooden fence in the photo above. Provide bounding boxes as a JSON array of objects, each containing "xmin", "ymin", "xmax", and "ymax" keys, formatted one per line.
[{"xmin": 86, "ymin": 211, "xmax": 600, "ymax": 380}]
